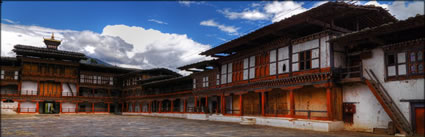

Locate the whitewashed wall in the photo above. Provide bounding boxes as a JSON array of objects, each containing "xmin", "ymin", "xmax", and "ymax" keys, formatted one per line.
[
  {"xmin": 291, "ymin": 35, "xmax": 331, "ymax": 72},
  {"xmin": 20, "ymin": 101, "xmax": 36, "ymax": 112},
  {"xmin": 1, "ymin": 101, "xmax": 18, "ymax": 114},
  {"xmin": 343, "ymin": 48, "xmax": 424, "ymax": 132},
  {"xmin": 21, "ymin": 81, "xmax": 37, "ymax": 95},
  {"xmin": 62, "ymin": 102, "xmax": 76, "ymax": 112},
  {"xmin": 320, "ymin": 36, "xmax": 331, "ymax": 68},
  {"xmin": 62, "ymin": 83, "xmax": 77, "ymax": 96}
]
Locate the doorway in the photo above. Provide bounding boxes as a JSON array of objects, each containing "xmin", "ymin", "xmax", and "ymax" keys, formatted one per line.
[{"xmin": 39, "ymin": 101, "xmax": 60, "ymax": 114}]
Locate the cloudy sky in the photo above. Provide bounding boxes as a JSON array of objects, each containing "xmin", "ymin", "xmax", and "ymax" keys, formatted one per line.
[{"xmin": 1, "ymin": 1, "xmax": 424, "ymax": 74}]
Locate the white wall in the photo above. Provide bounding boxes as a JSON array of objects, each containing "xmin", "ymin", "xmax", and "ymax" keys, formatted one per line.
[
  {"xmin": 1, "ymin": 101, "xmax": 18, "ymax": 114},
  {"xmin": 62, "ymin": 83, "xmax": 77, "ymax": 96},
  {"xmin": 20, "ymin": 101, "xmax": 36, "ymax": 112},
  {"xmin": 320, "ymin": 35, "xmax": 331, "ymax": 68},
  {"xmin": 21, "ymin": 81, "xmax": 37, "ymax": 95},
  {"xmin": 343, "ymin": 83, "xmax": 391, "ymax": 132},
  {"xmin": 62, "ymin": 102, "xmax": 76, "ymax": 112},
  {"xmin": 343, "ymin": 48, "xmax": 424, "ymax": 131}
]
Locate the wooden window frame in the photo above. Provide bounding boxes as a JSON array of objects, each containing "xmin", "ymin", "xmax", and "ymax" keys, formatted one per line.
[
  {"xmin": 385, "ymin": 49, "xmax": 424, "ymax": 81},
  {"xmin": 298, "ymin": 50, "xmax": 312, "ymax": 71}
]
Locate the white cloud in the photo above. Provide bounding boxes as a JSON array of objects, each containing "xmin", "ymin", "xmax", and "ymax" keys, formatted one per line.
[
  {"xmin": 219, "ymin": 9, "xmax": 269, "ymax": 20},
  {"xmin": 2, "ymin": 19, "xmax": 18, "ymax": 24},
  {"xmin": 178, "ymin": 1, "xmax": 204, "ymax": 7},
  {"xmin": 364, "ymin": 1, "xmax": 424, "ymax": 20},
  {"xmin": 1, "ymin": 23, "xmax": 211, "ymax": 75},
  {"xmin": 219, "ymin": 1, "xmax": 423, "ymax": 23},
  {"xmin": 148, "ymin": 19, "xmax": 168, "ymax": 25},
  {"xmin": 200, "ymin": 19, "xmax": 239, "ymax": 35},
  {"xmin": 263, "ymin": 1, "xmax": 308, "ymax": 22}
]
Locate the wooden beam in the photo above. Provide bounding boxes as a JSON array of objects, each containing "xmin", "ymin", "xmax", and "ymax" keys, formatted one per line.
[
  {"xmin": 289, "ymin": 90, "xmax": 295, "ymax": 116},
  {"xmin": 326, "ymin": 88, "xmax": 333, "ymax": 120}
]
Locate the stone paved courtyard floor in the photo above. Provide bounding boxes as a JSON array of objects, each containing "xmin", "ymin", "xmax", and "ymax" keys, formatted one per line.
[{"xmin": 1, "ymin": 114, "xmax": 391, "ymax": 137}]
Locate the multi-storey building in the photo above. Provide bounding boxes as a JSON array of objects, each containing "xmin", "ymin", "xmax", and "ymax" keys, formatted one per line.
[
  {"xmin": 1, "ymin": 34, "xmax": 181, "ymax": 114},
  {"xmin": 1, "ymin": 2, "xmax": 423, "ymax": 136}
]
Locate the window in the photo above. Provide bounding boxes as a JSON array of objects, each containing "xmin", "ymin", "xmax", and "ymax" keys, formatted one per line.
[
  {"xmin": 193, "ymin": 79, "xmax": 196, "ymax": 89},
  {"xmin": 227, "ymin": 63, "xmax": 232, "ymax": 83},
  {"xmin": 232, "ymin": 61, "xmax": 243, "ymax": 82},
  {"xmin": 255, "ymin": 53, "xmax": 269, "ymax": 78},
  {"xmin": 1, "ymin": 70, "xmax": 4, "ymax": 80},
  {"xmin": 408, "ymin": 50, "xmax": 425, "ymax": 74},
  {"xmin": 221, "ymin": 64, "xmax": 227, "ymax": 84},
  {"xmin": 109, "ymin": 77, "xmax": 113, "ymax": 85},
  {"xmin": 299, "ymin": 50, "xmax": 312, "ymax": 70},
  {"xmin": 14, "ymin": 71, "xmax": 18, "ymax": 80},
  {"xmin": 386, "ymin": 52, "xmax": 406, "ymax": 77},
  {"xmin": 202, "ymin": 76, "xmax": 209, "ymax": 88},
  {"xmin": 80, "ymin": 75, "xmax": 85, "ymax": 83},
  {"xmin": 216, "ymin": 74, "xmax": 220, "ymax": 86},
  {"xmin": 249, "ymin": 56, "xmax": 255, "ymax": 79}
]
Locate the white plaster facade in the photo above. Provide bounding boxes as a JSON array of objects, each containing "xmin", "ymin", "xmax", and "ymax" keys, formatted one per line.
[
  {"xmin": 21, "ymin": 81, "xmax": 37, "ymax": 95},
  {"xmin": 342, "ymin": 48, "xmax": 424, "ymax": 132}
]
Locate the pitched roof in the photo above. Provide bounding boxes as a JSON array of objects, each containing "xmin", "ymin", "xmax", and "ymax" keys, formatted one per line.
[
  {"xmin": 13, "ymin": 45, "xmax": 87, "ymax": 60},
  {"xmin": 178, "ymin": 59, "xmax": 218, "ymax": 70},
  {"xmin": 329, "ymin": 15, "xmax": 424, "ymax": 45},
  {"xmin": 200, "ymin": 2, "xmax": 396, "ymax": 56}
]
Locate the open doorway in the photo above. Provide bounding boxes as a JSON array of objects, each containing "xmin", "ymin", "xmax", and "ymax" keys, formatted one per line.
[{"xmin": 39, "ymin": 101, "xmax": 60, "ymax": 114}]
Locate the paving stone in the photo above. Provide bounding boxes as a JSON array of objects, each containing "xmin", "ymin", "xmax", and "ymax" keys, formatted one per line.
[{"xmin": 1, "ymin": 114, "xmax": 391, "ymax": 137}]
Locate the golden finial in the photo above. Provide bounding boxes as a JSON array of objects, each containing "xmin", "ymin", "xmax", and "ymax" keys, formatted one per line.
[{"xmin": 51, "ymin": 32, "xmax": 55, "ymax": 40}]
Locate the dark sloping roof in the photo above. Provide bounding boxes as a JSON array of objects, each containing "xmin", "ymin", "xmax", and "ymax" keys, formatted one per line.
[
  {"xmin": 122, "ymin": 68, "xmax": 181, "ymax": 77},
  {"xmin": 329, "ymin": 15, "xmax": 424, "ymax": 45},
  {"xmin": 178, "ymin": 59, "xmax": 217, "ymax": 70},
  {"xmin": 80, "ymin": 63, "xmax": 139, "ymax": 73},
  {"xmin": 13, "ymin": 45, "xmax": 87, "ymax": 60},
  {"xmin": 200, "ymin": 2, "xmax": 396, "ymax": 56},
  {"xmin": 137, "ymin": 75, "xmax": 178, "ymax": 84},
  {"xmin": 142, "ymin": 76, "xmax": 191, "ymax": 87}
]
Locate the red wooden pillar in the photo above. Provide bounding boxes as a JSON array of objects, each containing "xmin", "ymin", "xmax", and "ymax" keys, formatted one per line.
[
  {"xmin": 171, "ymin": 100, "xmax": 174, "ymax": 112},
  {"xmin": 140, "ymin": 103, "xmax": 143, "ymax": 113},
  {"xmin": 36, "ymin": 101, "xmax": 39, "ymax": 113},
  {"xmin": 159, "ymin": 101, "xmax": 162, "ymax": 113},
  {"xmin": 289, "ymin": 90, "xmax": 295, "ymax": 117},
  {"xmin": 132, "ymin": 103, "xmax": 135, "ymax": 112},
  {"xmin": 148, "ymin": 102, "xmax": 152, "ymax": 113},
  {"xmin": 261, "ymin": 92, "xmax": 265, "ymax": 116},
  {"xmin": 59, "ymin": 102, "xmax": 62, "ymax": 113},
  {"xmin": 183, "ymin": 99, "xmax": 187, "ymax": 113},
  {"xmin": 92, "ymin": 102, "xmax": 95, "ymax": 113},
  {"xmin": 239, "ymin": 94, "xmax": 243, "ymax": 116},
  {"xmin": 205, "ymin": 96, "xmax": 208, "ymax": 113},
  {"xmin": 17, "ymin": 101, "xmax": 21, "ymax": 113},
  {"xmin": 76, "ymin": 83, "xmax": 80, "ymax": 96},
  {"xmin": 194, "ymin": 96, "xmax": 198, "ymax": 107},
  {"xmin": 76, "ymin": 103, "xmax": 79, "ymax": 113},
  {"xmin": 121, "ymin": 103, "xmax": 124, "ymax": 112},
  {"xmin": 221, "ymin": 95, "xmax": 226, "ymax": 115},
  {"xmin": 107, "ymin": 103, "xmax": 110, "ymax": 112},
  {"xmin": 326, "ymin": 88, "xmax": 333, "ymax": 120}
]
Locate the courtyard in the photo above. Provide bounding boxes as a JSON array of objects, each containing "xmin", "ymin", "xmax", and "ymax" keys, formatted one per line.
[{"xmin": 1, "ymin": 114, "xmax": 392, "ymax": 137}]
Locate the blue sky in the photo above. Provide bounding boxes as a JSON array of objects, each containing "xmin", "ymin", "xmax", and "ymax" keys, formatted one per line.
[{"xmin": 1, "ymin": 1, "xmax": 423, "ymax": 73}]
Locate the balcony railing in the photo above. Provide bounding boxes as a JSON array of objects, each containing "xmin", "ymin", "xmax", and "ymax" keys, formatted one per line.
[{"xmin": 1, "ymin": 90, "xmax": 116, "ymax": 100}]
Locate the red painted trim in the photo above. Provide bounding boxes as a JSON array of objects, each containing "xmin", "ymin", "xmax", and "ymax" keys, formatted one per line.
[
  {"xmin": 326, "ymin": 88, "xmax": 333, "ymax": 120},
  {"xmin": 239, "ymin": 94, "xmax": 243, "ymax": 116},
  {"xmin": 261, "ymin": 92, "xmax": 265, "ymax": 116},
  {"xmin": 289, "ymin": 90, "xmax": 295, "ymax": 116}
]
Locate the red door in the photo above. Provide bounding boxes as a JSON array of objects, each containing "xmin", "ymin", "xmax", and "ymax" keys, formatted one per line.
[{"xmin": 415, "ymin": 107, "xmax": 424, "ymax": 135}]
